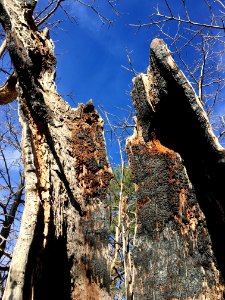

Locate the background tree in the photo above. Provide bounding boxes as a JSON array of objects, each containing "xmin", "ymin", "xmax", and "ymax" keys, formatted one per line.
[
  {"xmin": 0, "ymin": 104, "xmax": 24, "ymax": 297},
  {"xmin": 99, "ymin": 106, "xmax": 135, "ymax": 299},
  {"xmin": 109, "ymin": 165, "xmax": 136, "ymax": 300}
]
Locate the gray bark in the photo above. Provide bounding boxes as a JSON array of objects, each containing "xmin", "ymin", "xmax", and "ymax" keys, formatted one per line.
[
  {"xmin": 0, "ymin": 1, "xmax": 112, "ymax": 299},
  {"xmin": 127, "ymin": 39, "xmax": 225, "ymax": 299}
]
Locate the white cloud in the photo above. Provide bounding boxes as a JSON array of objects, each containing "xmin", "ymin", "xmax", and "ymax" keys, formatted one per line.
[
  {"xmin": 0, "ymin": 149, "xmax": 22, "ymax": 172},
  {"xmin": 67, "ymin": 0, "xmax": 105, "ymax": 33}
]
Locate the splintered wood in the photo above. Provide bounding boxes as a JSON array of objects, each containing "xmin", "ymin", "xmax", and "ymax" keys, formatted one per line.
[{"xmin": 126, "ymin": 39, "xmax": 225, "ymax": 299}]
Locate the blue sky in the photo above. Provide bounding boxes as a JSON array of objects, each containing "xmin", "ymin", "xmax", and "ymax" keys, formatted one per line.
[
  {"xmin": 52, "ymin": 0, "xmax": 218, "ymax": 108},
  {"xmin": 0, "ymin": 0, "xmax": 224, "ymax": 166},
  {"xmin": 53, "ymin": 1, "xmax": 154, "ymax": 109},
  {"xmin": 51, "ymin": 0, "xmax": 158, "ymax": 165},
  {"xmin": 46, "ymin": 0, "xmax": 224, "ymax": 164}
]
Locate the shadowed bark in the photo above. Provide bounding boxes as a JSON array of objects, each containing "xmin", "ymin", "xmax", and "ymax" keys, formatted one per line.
[
  {"xmin": 0, "ymin": 1, "xmax": 112, "ymax": 299},
  {"xmin": 127, "ymin": 38, "xmax": 225, "ymax": 299}
]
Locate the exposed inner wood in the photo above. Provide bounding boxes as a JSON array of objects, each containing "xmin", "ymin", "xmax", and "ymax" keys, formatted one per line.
[
  {"xmin": 0, "ymin": 73, "xmax": 17, "ymax": 105},
  {"xmin": 0, "ymin": 2, "xmax": 112, "ymax": 299},
  {"xmin": 127, "ymin": 38, "xmax": 225, "ymax": 299}
]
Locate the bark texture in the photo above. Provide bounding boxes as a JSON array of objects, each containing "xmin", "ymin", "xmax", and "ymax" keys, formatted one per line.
[
  {"xmin": 127, "ymin": 38, "xmax": 225, "ymax": 299},
  {"xmin": 0, "ymin": 1, "xmax": 112, "ymax": 299}
]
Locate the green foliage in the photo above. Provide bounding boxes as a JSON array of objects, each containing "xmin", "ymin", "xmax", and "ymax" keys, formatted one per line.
[{"xmin": 109, "ymin": 165, "xmax": 136, "ymax": 234}]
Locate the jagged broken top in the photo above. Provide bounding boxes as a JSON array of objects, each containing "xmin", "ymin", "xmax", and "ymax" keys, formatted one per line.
[
  {"xmin": 129, "ymin": 38, "xmax": 225, "ymax": 281},
  {"xmin": 131, "ymin": 38, "xmax": 224, "ymax": 154}
]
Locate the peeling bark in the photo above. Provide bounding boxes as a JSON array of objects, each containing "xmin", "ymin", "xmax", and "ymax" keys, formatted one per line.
[
  {"xmin": 127, "ymin": 39, "xmax": 225, "ymax": 299},
  {"xmin": 0, "ymin": 73, "xmax": 17, "ymax": 105},
  {"xmin": 0, "ymin": 1, "xmax": 112, "ymax": 299}
]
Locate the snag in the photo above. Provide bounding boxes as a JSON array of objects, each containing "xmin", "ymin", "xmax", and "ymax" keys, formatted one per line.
[{"xmin": 127, "ymin": 39, "xmax": 225, "ymax": 299}]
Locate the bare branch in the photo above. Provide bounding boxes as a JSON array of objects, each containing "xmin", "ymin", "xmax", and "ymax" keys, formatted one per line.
[
  {"xmin": 121, "ymin": 49, "xmax": 139, "ymax": 76},
  {"xmin": 0, "ymin": 173, "xmax": 24, "ymax": 261},
  {"xmin": 75, "ymin": 0, "xmax": 113, "ymax": 24},
  {"xmin": 0, "ymin": 39, "xmax": 6, "ymax": 58},
  {"xmin": 35, "ymin": 0, "xmax": 65, "ymax": 27},
  {"xmin": 215, "ymin": 0, "xmax": 225, "ymax": 9},
  {"xmin": 129, "ymin": 14, "xmax": 225, "ymax": 30},
  {"xmin": 198, "ymin": 38, "xmax": 208, "ymax": 102},
  {"xmin": 0, "ymin": 266, "xmax": 9, "ymax": 272},
  {"xmin": 164, "ymin": 0, "xmax": 174, "ymax": 17}
]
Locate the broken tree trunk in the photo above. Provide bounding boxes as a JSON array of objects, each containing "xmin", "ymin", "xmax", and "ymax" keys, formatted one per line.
[
  {"xmin": 0, "ymin": 1, "xmax": 112, "ymax": 299},
  {"xmin": 127, "ymin": 39, "xmax": 225, "ymax": 299}
]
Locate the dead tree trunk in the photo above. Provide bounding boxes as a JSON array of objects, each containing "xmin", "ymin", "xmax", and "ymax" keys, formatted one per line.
[
  {"xmin": 0, "ymin": 1, "xmax": 112, "ymax": 299},
  {"xmin": 127, "ymin": 39, "xmax": 225, "ymax": 299}
]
